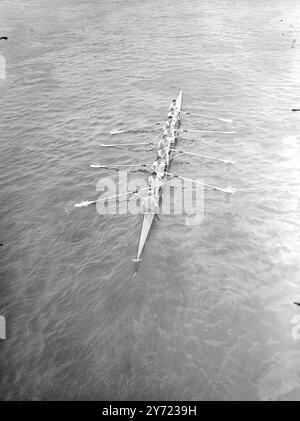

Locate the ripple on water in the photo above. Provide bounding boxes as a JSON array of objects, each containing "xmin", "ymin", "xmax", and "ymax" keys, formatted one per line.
[{"xmin": 1, "ymin": 0, "xmax": 300, "ymax": 401}]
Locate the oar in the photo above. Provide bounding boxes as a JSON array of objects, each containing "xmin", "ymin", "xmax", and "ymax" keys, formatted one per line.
[
  {"xmin": 164, "ymin": 171, "xmax": 236, "ymax": 194},
  {"xmin": 90, "ymin": 163, "xmax": 151, "ymax": 168},
  {"xmin": 74, "ymin": 186, "xmax": 150, "ymax": 208},
  {"xmin": 111, "ymin": 122, "xmax": 161, "ymax": 135},
  {"xmin": 183, "ymin": 111, "xmax": 232, "ymax": 123},
  {"xmin": 170, "ymin": 148, "xmax": 236, "ymax": 164},
  {"xmin": 181, "ymin": 129, "xmax": 235, "ymax": 134},
  {"xmin": 101, "ymin": 142, "xmax": 155, "ymax": 147}
]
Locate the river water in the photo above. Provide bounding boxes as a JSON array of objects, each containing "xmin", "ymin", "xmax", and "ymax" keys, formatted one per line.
[{"xmin": 0, "ymin": 0, "xmax": 300, "ymax": 400}]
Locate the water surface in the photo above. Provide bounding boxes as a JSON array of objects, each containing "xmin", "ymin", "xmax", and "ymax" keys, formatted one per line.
[{"xmin": 0, "ymin": 0, "xmax": 300, "ymax": 401}]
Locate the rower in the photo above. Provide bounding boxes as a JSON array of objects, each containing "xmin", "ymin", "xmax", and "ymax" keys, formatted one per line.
[
  {"xmin": 148, "ymin": 171, "xmax": 162, "ymax": 198},
  {"xmin": 157, "ymin": 134, "xmax": 170, "ymax": 164},
  {"xmin": 169, "ymin": 99, "xmax": 177, "ymax": 113},
  {"xmin": 151, "ymin": 156, "xmax": 166, "ymax": 179},
  {"xmin": 171, "ymin": 118, "xmax": 177, "ymax": 134},
  {"xmin": 164, "ymin": 115, "xmax": 173, "ymax": 132},
  {"xmin": 158, "ymin": 134, "xmax": 170, "ymax": 149},
  {"xmin": 171, "ymin": 110, "xmax": 180, "ymax": 133},
  {"xmin": 164, "ymin": 127, "xmax": 175, "ymax": 145},
  {"xmin": 171, "ymin": 114, "xmax": 178, "ymax": 129},
  {"xmin": 157, "ymin": 144, "xmax": 169, "ymax": 165},
  {"xmin": 164, "ymin": 116, "xmax": 175, "ymax": 142},
  {"xmin": 169, "ymin": 110, "xmax": 178, "ymax": 123}
]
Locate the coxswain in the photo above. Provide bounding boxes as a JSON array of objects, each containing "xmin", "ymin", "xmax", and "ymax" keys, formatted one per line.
[
  {"xmin": 148, "ymin": 171, "xmax": 162, "ymax": 198},
  {"xmin": 151, "ymin": 156, "xmax": 166, "ymax": 179},
  {"xmin": 140, "ymin": 190, "xmax": 159, "ymax": 213}
]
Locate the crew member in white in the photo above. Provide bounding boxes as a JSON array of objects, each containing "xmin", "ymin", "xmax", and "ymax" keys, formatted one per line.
[
  {"xmin": 164, "ymin": 127, "xmax": 175, "ymax": 145},
  {"xmin": 140, "ymin": 190, "xmax": 159, "ymax": 213},
  {"xmin": 148, "ymin": 171, "xmax": 162, "ymax": 198},
  {"xmin": 164, "ymin": 115, "xmax": 173, "ymax": 132},
  {"xmin": 169, "ymin": 99, "xmax": 177, "ymax": 113},
  {"xmin": 151, "ymin": 156, "xmax": 166, "ymax": 179}
]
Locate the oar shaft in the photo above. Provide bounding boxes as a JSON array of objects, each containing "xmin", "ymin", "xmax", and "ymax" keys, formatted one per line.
[
  {"xmin": 183, "ymin": 129, "xmax": 235, "ymax": 134},
  {"xmin": 101, "ymin": 142, "xmax": 154, "ymax": 147},
  {"xmin": 98, "ymin": 185, "xmax": 152, "ymax": 202},
  {"xmin": 74, "ymin": 186, "xmax": 151, "ymax": 208},
  {"xmin": 90, "ymin": 163, "xmax": 151, "ymax": 168},
  {"xmin": 165, "ymin": 171, "xmax": 235, "ymax": 194},
  {"xmin": 111, "ymin": 122, "xmax": 160, "ymax": 135},
  {"xmin": 185, "ymin": 111, "xmax": 232, "ymax": 123},
  {"xmin": 170, "ymin": 149, "xmax": 235, "ymax": 164},
  {"xmin": 97, "ymin": 190, "xmax": 138, "ymax": 202}
]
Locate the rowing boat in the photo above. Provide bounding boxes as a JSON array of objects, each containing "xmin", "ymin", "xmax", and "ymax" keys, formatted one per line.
[
  {"xmin": 76, "ymin": 92, "xmax": 236, "ymax": 261},
  {"xmin": 133, "ymin": 90, "xmax": 183, "ymax": 262}
]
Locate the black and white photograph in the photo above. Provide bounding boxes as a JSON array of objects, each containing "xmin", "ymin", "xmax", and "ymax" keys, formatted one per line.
[{"xmin": 0, "ymin": 0, "xmax": 300, "ymax": 404}]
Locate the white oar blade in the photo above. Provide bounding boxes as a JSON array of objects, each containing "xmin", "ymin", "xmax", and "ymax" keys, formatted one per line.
[
  {"xmin": 205, "ymin": 184, "xmax": 236, "ymax": 194},
  {"xmin": 205, "ymin": 117, "xmax": 232, "ymax": 123},
  {"xmin": 211, "ymin": 158, "xmax": 236, "ymax": 164},
  {"xmin": 222, "ymin": 187, "xmax": 237, "ymax": 194},
  {"xmin": 111, "ymin": 129, "xmax": 125, "ymax": 135},
  {"xmin": 75, "ymin": 200, "xmax": 94, "ymax": 208},
  {"xmin": 206, "ymin": 185, "xmax": 236, "ymax": 194}
]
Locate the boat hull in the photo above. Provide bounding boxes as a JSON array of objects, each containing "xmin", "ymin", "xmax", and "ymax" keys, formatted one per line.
[{"xmin": 133, "ymin": 91, "xmax": 183, "ymax": 262}]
